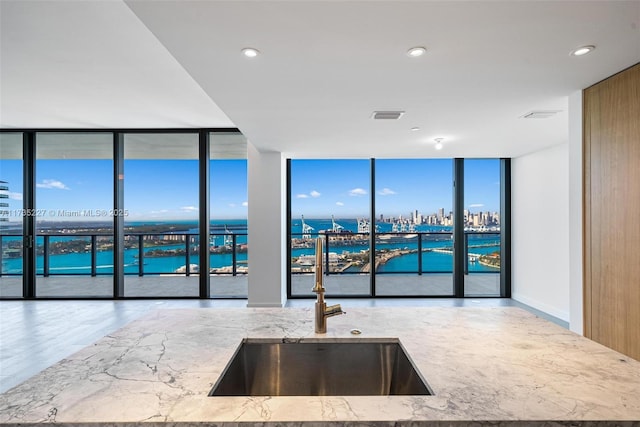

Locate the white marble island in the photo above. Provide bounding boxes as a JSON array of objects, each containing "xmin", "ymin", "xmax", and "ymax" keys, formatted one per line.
[{"xmin": 0, "ymin": 307, "xmax": 639, "ymax": 426}]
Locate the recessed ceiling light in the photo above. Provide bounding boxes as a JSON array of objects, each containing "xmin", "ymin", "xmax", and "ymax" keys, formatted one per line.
[
  {"xmin": 411, "ymin": 127, "xmax": 421, "ymax": 132},
  {"xmin": 434, "ymin": 138, "xmax": 444, "ymax": 150},
  {"xmin": 407, "ymin": 47, "xmax": 426, "ymax": 57},
  {"xmin": 241, "ymin": 47, "xmax": 260, "ymax": 58},
  {"xmin": 371, "ymin": 111, "xmax": 405, "ymax": 120},
  {"xmin": 570, "ymin": 45, "xmax": 595, "ymax": 57}
]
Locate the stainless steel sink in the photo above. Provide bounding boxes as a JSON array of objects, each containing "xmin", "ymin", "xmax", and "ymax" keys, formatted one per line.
[{"xmin": 209, "ymin": 338, "xmax": 432, "ymax": 396}]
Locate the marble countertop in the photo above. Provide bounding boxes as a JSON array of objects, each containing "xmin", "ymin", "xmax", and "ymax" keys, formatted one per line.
[{"xmin": 1, "ymin": 306, "xmax": 639, "ymax": 425}]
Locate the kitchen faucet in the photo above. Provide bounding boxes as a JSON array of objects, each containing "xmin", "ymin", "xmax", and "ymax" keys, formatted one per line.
[{"xmin": 312, "ymin": 237, "xmax": 345, "ymax": 333}]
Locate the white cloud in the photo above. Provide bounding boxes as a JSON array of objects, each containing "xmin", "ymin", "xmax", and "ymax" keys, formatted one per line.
[
  {"xmin": 150, "ymin": 209, "xmax": 169, "ymax": 214},
  {"xmin": 336, "ymin": 201, "xmax": 344, "ymax": 206},
  {"xmin": 180, "ymin": 206, "xmax": 198, "ymax": 212},
  {"xmin": 8, "ymin": 192, "xmax": 22, "ymax": 201},
  {"xmin": 378, "ymin": 187, "xmax": 396, "ymax": 196},
  {"xmin": 297, "ymin": 190, "xmax": 321, "ymax": 198},
  {"xmin": 36, "ymin": 179, "xmax": 69, "ymax": 190},
  {"xmin": 242, "ymin": 201, "xmax": 248, "ymax": 207},
  {"xmin": 469, "ymin": 203, "xmax": 484, "ymax": 208},
  {"xmin": 228, "ymin": 203, "xmax": 237, "ymax": 208},
  {"xmin": 349, "ymin": 188, "xmax": 367, "ymax": 197}
]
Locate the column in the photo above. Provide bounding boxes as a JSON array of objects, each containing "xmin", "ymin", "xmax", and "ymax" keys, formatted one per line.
[{"xmin": 247, "ymin": 143, "xmax": 286, "ymax": 307}]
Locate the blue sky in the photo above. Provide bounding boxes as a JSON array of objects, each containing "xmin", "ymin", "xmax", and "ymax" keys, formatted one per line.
[
  {"xmin": 2, "ymin": 158, "xmax": 499, "ymax": 222},
  {"xmin": 291, "ymin": 159, "xmax": 371, "ymax": 218},
  {"xmin": 464, "ymin": 159, "xmax": 501, "ymax": 213},
  {"xmin": 0, "ymin": 159, "xmax": 248, "ymax": 221},
  {"xmin": 291, "ymin": 159, "xmax": 500, "ymax": 218}
]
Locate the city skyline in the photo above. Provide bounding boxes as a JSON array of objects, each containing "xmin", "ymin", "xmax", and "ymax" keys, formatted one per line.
[
  {"xmin": 2, "ymin": 158, "xmax": 500, "ymax": 223},
  {"xmin": 291, "ymin": 159, "xmax": 500, "ymax": 218}
]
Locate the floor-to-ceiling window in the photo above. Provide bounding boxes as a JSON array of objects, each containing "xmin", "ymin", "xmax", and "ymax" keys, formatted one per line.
[
  {"xmin": 289, "ymin": 159, "xmax": 371, "ymax": 296},
  {"xmin": 0, "ymin": 129, "xmax": 250, "ymax": 300},
  {"xmin": 35, "ymin": 133, "xmax": 113, "ymax": 297},
  {"xmin": 3, "ymin": 129, "xmax": 508, "ymax": 300},
  {"xmin": 0, "ymin": 133, "xmax": 23, "ymax": 297},
  {"xmin": 288, "ymin": 158, "xmax": 509, "ymax": 298},
  {"xmin": 123, "ymin": 133, "xmax": 200, "ymax": 297},
  {"xmin": 374, "ymin": 159, "xmax": 454, "ymax": 296},
  {"xmin": 463, "ymin": 159, "xmax": 501, "ymax": 296},
  {"xmin": 209, "ymin": 132, "xmax": 248, "ymax": 298}
]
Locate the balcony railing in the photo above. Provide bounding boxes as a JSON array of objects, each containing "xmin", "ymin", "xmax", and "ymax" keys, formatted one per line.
[
  {"xmin": 0, "ymin": 232, "xmax": 248, "ymax": 277},
  {"xmin": 290, "ymin": 231, "xmax": 500, "ymax": 276},
  {"xmin": 2, "ymin": 231, "xmax": 500, "ymax": 277}
]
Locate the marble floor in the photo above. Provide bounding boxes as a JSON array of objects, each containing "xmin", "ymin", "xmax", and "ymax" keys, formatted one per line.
[{"xmin": 0, "ymin": 297, "xmax": 566, "ymax": 394}]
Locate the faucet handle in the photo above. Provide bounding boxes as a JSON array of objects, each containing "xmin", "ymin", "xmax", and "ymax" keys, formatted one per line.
[{"xmin": 325, "ymin": 304, "xmax": 345, "ymax": 316}]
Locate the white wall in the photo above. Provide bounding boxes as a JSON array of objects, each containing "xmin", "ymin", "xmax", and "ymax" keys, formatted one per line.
[
  {"xmin": 512, "ymin": 143, "xmax": 570, "ymax": 321},
  {"xmin": 247, "ymin": 143, "xmax": 287, "ymax": 307}
]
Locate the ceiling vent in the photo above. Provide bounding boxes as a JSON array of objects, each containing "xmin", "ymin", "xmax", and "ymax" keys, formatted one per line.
[
  {"xmin": 372, "ymin": 111, "xmax": 405, "ymax": 120},
  {"xmin": 521, "ymin": 110, "xmax": 561, "ymax": 119}
]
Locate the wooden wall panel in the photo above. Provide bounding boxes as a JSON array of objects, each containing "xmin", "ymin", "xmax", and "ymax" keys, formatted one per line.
[{"xmin": 584, "ymin": 63, "xmax": 640, "ymax": 360}]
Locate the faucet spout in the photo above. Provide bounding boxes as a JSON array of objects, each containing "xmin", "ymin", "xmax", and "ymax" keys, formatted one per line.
[{"xmin": 312, "ymin": 237, "xmax": 345, "ymax": 333}]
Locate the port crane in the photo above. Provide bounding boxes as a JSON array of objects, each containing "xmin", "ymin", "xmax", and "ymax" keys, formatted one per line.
[
  {"xmin": 224, "ymin": 225, "xmax": 233, "ymax": 248},
  {"xmin": 301, "ymin": 215, "xmax": 314, "ymax": 239},
  {"xmin": 331, "ymin": 215, "xmax": 344, "ymax": 233},
  {"xmin": 357, "ymin": 218, "xmax": 370, "ymax": 233}
]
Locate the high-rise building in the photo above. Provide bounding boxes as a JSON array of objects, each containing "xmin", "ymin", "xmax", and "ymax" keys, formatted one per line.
[
  {"xmin": 0, "ymin": 181, "xmax": 8, "ymax": 275},
  {"xmin": 412, "ymin": 209, "xmax": 419, "ymax": 224},
  {"xmin": 0, "ymin": 181, "xmax": 8, "ymax": 226}
]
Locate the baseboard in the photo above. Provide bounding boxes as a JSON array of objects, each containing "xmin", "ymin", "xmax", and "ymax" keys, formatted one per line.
[{"xmin": 512, "ymin": 293, "xmax": 570, "ymax": 322}]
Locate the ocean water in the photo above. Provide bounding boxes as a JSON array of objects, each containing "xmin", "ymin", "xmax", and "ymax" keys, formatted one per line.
[
  {"xmin": 1, "ymin": 219, "xmax": 499, "ymax": 275},
  {"xmin": 291, "ymin": 218, "xmax": 498, "ymax": 274}
]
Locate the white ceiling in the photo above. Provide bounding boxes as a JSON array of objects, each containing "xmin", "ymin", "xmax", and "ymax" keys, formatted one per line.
[
  {"xmin": 0, "ymin": 1, "xmax": 234, "ymax": 129},
  {"xmin": 1, "ymin": 1, "xmax": 639, "ymax": 159}
]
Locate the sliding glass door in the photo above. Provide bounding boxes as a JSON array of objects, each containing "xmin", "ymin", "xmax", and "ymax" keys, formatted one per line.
[
  {"xmin": 209, "ymin": 131, "xmax": 248, "ymax": 297},
  {"xmin": 34, "ymin": 133, "xmax": 114, "ymax": 297},
  {"xmin": 290, "ymin": 159, "xmax": 371, "ymax": 297},
  {"xmin": 463, "ymin": 159, "xmax": 502, "ymax": 296},
  {"xmin": 374, "ymin": 159, "xmax": 454, "ymax": 296},
  {"xmin": 123, "ymin": 133, "xmax": 200, "ymax": 297}
]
